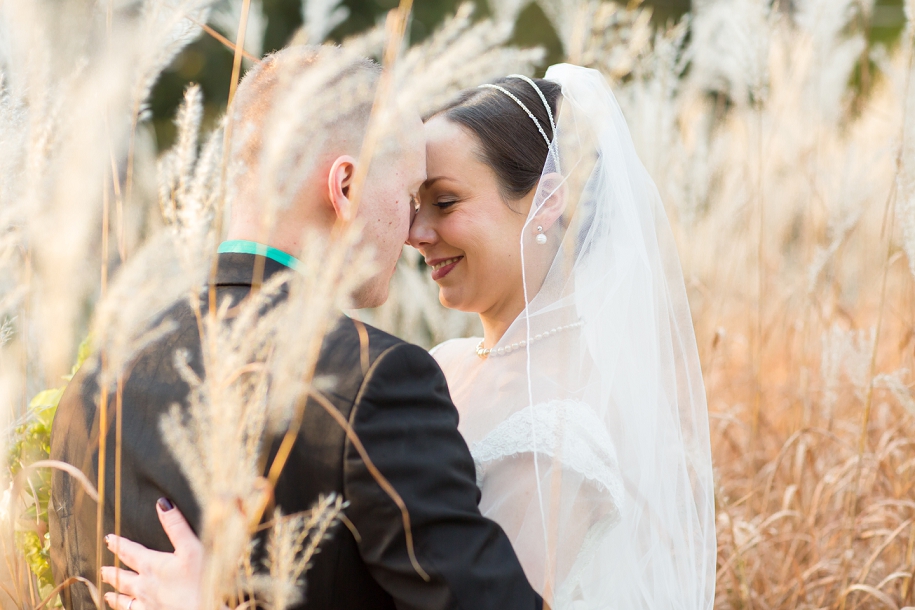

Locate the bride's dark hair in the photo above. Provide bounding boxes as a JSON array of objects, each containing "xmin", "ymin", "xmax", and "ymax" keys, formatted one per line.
[{"xmin": 429, "ymin": 77, "xmax": 561, "ymax": 201}]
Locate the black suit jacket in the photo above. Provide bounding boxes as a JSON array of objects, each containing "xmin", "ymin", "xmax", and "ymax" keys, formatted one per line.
[{"xmin": 49, "ymin": 252, "xmax": 542, "ymax": 610}]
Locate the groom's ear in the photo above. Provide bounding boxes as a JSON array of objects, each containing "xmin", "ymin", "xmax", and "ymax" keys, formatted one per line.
[
  {"xmin": 531, "ymin": 172, "xmax": 567, "ymax": 232},
  {"xmin": 328, "ymin": 155, "xmax": 357, "ymax": 222}
]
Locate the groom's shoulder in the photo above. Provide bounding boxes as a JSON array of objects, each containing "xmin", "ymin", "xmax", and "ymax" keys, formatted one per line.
[
  {"xmin": 322, "ymin": 316, "xmax": 429, "ymax": 364},
  {"xmin": 320, "ymin": 317, "xmax": 441, "ymax": 387}
]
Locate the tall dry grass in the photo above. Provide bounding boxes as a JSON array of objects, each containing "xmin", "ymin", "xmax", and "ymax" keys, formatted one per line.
[{"xmin": 2, "ymin": 0, "xmax": 915, "ymax": 608}]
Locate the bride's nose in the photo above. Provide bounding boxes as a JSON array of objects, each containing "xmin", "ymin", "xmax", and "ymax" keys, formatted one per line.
[{"xmin": 407, "ymin": 204, "xmax": 437, "ymax": 250}]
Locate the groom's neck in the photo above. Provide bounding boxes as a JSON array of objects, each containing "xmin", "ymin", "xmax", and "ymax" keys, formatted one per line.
[{"xmin": 225, "ymin": 197, "xmax": 335, "ymax": 258}]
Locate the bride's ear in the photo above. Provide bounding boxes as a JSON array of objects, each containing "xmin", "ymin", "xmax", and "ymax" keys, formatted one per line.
[
  {"xmin": 328, "ymin": 155, "xmax": 357, "ymax": 222},
  {"xmin": 531, "ymin": 172, "xmax": 567, "ymax": 233}
]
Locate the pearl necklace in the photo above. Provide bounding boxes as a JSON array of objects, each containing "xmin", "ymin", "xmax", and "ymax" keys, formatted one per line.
[{"xmin": 475, "ymin": 321, "xmax": 584, "ymax": 359}]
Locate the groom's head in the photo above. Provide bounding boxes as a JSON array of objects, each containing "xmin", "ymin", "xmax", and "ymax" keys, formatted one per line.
[{"xmin": 226, "ymin": 45, "xmax": 426, "ymax": 308}]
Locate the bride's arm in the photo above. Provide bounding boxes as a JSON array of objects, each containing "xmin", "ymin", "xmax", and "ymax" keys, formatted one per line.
[
  {"xmin": 473, "ymin": 402, "xmax": 624, "ymax": 598},
  {"xmin": 482, "ymin": 453, "xmax": 617, "ymax": 588}
]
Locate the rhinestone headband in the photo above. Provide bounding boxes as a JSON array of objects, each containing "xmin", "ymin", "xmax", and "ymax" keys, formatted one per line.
[
  {"xmin": 478, "ymin": 76, "xmax": 561, "ymax": 177},
  {"xmin": 477, "ymin": 83, "xmax": 553, "ymax": 149},
  {"xmin": 507, "ymin": 74, "xmax": 557, "ymax": 135}
]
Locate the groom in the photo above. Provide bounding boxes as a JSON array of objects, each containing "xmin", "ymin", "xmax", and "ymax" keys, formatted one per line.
[{"xmin": 49, "ymin": 47, "xmax": 543, "ymax": 609}]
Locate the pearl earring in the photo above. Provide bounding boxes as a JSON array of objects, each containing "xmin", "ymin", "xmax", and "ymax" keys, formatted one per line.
[{"xmin": 535, "ymin": 225, "xmax": 547, "ymax": 245}]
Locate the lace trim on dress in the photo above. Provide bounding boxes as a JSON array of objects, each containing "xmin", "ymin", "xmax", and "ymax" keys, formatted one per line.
[{"xmin": 470, "ymin": 399, "xmax": 624, "ymax": 510}]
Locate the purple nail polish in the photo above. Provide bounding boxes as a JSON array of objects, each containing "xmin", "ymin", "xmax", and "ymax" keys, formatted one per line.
[{"xmin": 157, "ymin": 497, "xmax": 175, "ymax": 511}]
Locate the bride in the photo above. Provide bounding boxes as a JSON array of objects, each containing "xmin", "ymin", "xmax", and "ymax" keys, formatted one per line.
[
  {"xmin": 102, "ymin": 64, "xmax": 716, "ymax": 609},
  {"xmin": 410, "ymin": 64, "xmax": 715, "ymax": 609}
]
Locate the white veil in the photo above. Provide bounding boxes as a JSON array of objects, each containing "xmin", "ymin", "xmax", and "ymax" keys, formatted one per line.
[{"xmin": 433, "ymin": 64, "xmax": 716, "ymax": 609}]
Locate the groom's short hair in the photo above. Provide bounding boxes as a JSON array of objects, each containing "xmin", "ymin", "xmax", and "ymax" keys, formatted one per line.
[{"xmin": 227, "ymin": 45, "xmax": 381, "ymax": 194}]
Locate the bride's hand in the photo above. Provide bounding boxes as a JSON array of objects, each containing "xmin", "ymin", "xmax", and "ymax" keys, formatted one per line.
[{"xmin": 100, "ymin": 498, "xmax": 202, "ymax": 610}]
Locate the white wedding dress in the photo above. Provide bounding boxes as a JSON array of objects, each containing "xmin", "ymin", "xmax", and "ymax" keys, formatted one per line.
[
  {"xmin": 432, "ymin": 338, "xmax": 625, "ymax": 609},
  {"xmin": 427, "ymin": 65, "xmax": 716, "ymax": 610}
]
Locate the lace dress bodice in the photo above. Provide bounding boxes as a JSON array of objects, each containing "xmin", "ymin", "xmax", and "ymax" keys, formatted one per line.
[{"xmin": 431, "ymin": 338, "xmax": 624, "ymax": 608}]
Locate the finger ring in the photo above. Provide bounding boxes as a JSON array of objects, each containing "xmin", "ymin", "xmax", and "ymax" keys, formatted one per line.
[{"xmin": 127, "ymin": 599, "xmax": 135, "ymax": 610}]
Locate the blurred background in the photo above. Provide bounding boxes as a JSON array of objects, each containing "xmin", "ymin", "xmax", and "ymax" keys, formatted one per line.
[{"xmin": 150, "ymin": 0, "xmax": 908, "ymax": 148}]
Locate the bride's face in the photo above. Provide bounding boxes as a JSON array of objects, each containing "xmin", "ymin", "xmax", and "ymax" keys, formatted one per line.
[{"xmin": 409, "ymin": 116, "xmax": 533, "ymax": 315}]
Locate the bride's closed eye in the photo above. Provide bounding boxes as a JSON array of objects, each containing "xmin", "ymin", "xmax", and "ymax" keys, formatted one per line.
[{"xmin": 434, "ymin": 199, "xmax": 459, "ymax": 209}]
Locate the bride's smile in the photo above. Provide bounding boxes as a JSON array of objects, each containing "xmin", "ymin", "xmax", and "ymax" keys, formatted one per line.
[{"xmin": 426, "ymin": 255, "xmax": 463, "ymax": 279}]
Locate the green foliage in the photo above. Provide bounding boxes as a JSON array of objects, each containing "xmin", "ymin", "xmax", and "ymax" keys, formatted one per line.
[{"xmin": 7, "ymin": 338, "xmax": 91, "ymax": 601}]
